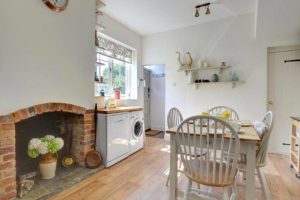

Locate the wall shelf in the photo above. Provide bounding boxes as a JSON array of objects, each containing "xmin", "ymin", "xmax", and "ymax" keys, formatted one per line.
[
  {"xmin": 191, "ymin": 81, "xmax": 245, "ymax": 89},
  {"xmin": 178, "ymin": 65, "xmax": 231, "ymax": 74}
]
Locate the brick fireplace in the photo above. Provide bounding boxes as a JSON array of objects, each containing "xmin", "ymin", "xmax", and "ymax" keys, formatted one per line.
[{"xmin": 0, "ymin": 103, "xmax": 95, "ymax": 200}]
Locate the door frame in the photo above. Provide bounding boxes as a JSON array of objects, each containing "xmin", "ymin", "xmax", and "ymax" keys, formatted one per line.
[
  {"xmin": 143, "ymin": 64, "xmax": 166, "ymax": 132},
  {"xmin": 143, "ymin": 68, "xmax": 151, "ymax": 131}
]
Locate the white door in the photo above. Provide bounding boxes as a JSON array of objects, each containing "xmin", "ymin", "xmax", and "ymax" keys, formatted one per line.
[
  {"xmin": 144, "ymin": 69, "xmax": 151, "ymax": 130},
  {"xmin": 150, "ymin": 72, "xmax": 165, "ymax": 131},
  {"xmin": 268, "ymin": 47, "xmax": 300, "ymax": 154}
]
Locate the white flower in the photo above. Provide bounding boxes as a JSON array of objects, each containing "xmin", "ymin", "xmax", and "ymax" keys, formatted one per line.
[
  {"xmin": 37, "ymin": 142, "xmax": 48, "ymax": 155},
  {"xmin": 28, "ymin": 138, "xmax": 41, "ymax": 150},
  {"xmin": 45, "ymin": 135, "xmax": 55, "ymax": 140},
  {"xmin": 55, "ymin": 137, "xmax": 64, "ymax": 150}
]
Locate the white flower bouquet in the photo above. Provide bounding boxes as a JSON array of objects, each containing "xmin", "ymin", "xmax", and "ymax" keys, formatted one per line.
[{"xmin": 28, "ymin": 135, "xmax": 64, "ymax": 158}]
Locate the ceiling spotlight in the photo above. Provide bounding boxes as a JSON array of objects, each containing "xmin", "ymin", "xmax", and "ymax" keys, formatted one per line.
[
  {"xmin": 195, "ymin": 2, "xmax": 211, "ymax": 17},
  {"xmin": 205, "ymin": 5, "xmax": 211, "ymax": 15},
  {"xmin": 195, "ymin": 9, "xmax": 199, "ymax": 17}
]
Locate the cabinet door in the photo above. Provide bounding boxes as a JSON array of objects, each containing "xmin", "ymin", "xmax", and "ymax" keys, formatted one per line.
[{"xmin": 107, "ymin": 114, "xmax": 129, "ymax": 161}]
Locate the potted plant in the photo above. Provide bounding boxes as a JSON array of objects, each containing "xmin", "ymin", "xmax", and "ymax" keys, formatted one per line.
[
  {"xmin": 114, "ymin": 86, "xmax": 122, "ymax": 99},
  {"xmin": 28, "ymin": 135, "xmax": 64, "ymax": 179}
]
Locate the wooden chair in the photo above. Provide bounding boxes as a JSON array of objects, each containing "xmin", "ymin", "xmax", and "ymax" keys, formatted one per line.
[
  {"xmin": 209, "ymin": 106, "xmax": 240, "ymax": 164},
  {"xmin": 166, "ymin": 108, "xmax": 183, "ymax": 186},
  {"xmin": 165, "ymin": 108, "xmax": 207, "ymax": 187},
  {"xmin": 167, "ymin": 107, "xmax": 183, "ymax": 129},
  {"xmin": 238, "ymin": 111, "xmax": 273, "ymax": 200},
  {"xmin": 175, "ymin": 115, "xmax": 240, "ymax": 200},
  {"xmin": 209, "ymin": 106, "xmax": 240, "ymax": 121}
]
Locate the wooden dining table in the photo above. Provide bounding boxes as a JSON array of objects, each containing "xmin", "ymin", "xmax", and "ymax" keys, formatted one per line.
[{"xmin": 166, "ymin": 123, "xmax": 261, "ymax": 200}]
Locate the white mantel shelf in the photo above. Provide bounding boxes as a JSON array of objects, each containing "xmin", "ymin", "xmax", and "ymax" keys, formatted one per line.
[
  {"xmin": 192, "ymin": 81, "xmax": 245, "ymax": 89},
  {"xmin": 178, "ymin": 65, "xmax": 231, "ymax": 74}
]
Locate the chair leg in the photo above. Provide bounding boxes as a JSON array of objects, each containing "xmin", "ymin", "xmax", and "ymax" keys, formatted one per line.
[
  {"xmin": 257, "ymin": 167, "xmax": 270, "ymax": 200},
  {"xmin": 183, "ymin": 178, "xmax": 192, "ymax": 200},
  {"xmin": 230, "ymin": 180, "xmax": 237, "ymax": 200},
  {"xmin": 241, "ymin": 154, "xmax": 247, "ymax": 180},
  {"xmin": 165, "ymin": 174, "xmax": 170, "ymax": 186},
  {"xmin": 236, "ymin": 170, "xmax": 240, "ymax": 182},
  {"xmin": 222, "ymin": 187, "xmax": 229, "ymax": 200},
  {"xmin": 166, "ymin": 156, "xmax": 183, "ymax": 187},
  {"xmin": 179, "ymin": 159, "xmax": 183, "ymax": 170},
  {"xmin": 197, "ymin": 183, "xmax": 201, "ymax": 194},
  {"xmin": 242, "ymin": 171, "xmax": 246, "ymax": 180}
]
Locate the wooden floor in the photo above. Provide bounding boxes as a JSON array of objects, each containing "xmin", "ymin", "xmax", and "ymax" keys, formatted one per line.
[
  {"xmin": 50, "ymin": 137, "xmax": 300, "ymax": 200},
  {"xmin": 145, "ymin": 130, "xmax": 162, "ymax": 136}
]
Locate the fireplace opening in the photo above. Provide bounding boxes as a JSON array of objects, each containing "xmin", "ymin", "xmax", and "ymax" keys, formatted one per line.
[
  {"xmin": 0, "ymin": 103, "xmax": 99, "ymax": 200},
  {"xmin": 15, "ymin": 112, "xmax": 83, "ymax": 177}
]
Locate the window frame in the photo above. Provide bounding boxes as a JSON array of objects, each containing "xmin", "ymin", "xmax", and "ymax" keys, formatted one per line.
[{"xmin": 95, "ymin": 53, "xmax": 132, "ymax": 99}]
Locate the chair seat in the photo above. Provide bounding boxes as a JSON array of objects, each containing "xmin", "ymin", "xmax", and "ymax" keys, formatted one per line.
[{"xmin": 183, "ymin": 160, "xmax": 236, "ymax": 187}]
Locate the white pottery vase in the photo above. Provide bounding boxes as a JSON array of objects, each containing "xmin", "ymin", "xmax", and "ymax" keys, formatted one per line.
[{"xmin": 39, "ymin": 153, "xmax": 57, "ymax": 179}]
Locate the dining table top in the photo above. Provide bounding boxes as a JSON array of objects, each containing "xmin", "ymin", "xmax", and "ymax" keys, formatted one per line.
[{"xmin": 166, "ymin": 122, "xmax": 261, "ymax": 143}]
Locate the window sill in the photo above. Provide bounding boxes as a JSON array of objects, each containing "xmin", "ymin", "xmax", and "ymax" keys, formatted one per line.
[{"xmin": 94, "ymin": 95, "xmax": 136, "ymax": 101}]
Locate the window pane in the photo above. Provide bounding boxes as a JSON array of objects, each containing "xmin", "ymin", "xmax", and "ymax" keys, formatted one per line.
[
  {"xmin": 95, "ymin": 53, "xmax": 131, "ymax": 98},
  {"xmin": 95, "ymin": 55, "xmax": 110, "ymax": 96},
  {"xmin": 101, "ymin": 61, "xmax": 110, "ymax": 95},
  {"xmin": 112, "ymin": 60, "xmax": 128, "ymax": 96}
]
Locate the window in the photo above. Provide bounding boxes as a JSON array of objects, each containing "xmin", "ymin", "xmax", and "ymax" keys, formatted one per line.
[
  {"xmin": 95, "ymin": 54, "xmax": 131, "ymax": 98},
  {"xmin": 95, "ymin": 34, "xmax": 137, "ymax": 99}
]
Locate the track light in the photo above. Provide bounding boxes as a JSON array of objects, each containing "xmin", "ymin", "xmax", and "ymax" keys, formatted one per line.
[
  {"xmin": 195, "ymin": 3, "xmax": 211, "ymax": 17},
  {"xmin": 195, "ymin": 9, "xmax": 199, "ymax": 17}
]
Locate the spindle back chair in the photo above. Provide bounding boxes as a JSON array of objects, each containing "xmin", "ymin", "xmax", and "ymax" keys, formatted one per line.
[
  {"xmin": 167, "ymin": 107, "xmax": 183, "ymax": 129},
  {"xmin": 176, "ymin": 115, "xmax": 240, "ymax": 199},
  {"xmin": 209, "ymin": 106, "xmax": 239, "ymax": 121}
]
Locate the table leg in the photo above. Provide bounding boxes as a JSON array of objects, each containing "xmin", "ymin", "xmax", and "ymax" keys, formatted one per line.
[
  {"xmin": 170, "ymin": 134, "xmax": 178, "ymax": 200},
  {"xmin": 245, "ymin": 143, "xmax": 256, "ymax": 200}
]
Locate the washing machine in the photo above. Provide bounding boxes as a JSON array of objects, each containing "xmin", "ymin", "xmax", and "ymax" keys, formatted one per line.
[{"xmin": 129, "ymin": 110, "xmax": 144, "ymax": 154}]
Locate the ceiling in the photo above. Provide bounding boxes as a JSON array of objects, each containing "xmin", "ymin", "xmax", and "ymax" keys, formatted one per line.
[
  {"xmin": 256, "ymin": 0, "xmax": 300, "ymax": 39},
  {"xmin": 101, "ymin": 0, "xmax": 256, "ymax": 35}
]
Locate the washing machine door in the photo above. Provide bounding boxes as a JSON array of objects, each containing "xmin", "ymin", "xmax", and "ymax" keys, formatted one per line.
[{"xmin": 133, "ymin": 119, "xmax": 144, "ymax": 139}]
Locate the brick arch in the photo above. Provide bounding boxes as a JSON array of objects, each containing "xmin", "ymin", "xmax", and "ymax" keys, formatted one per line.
[{"xmin": 12, "ymin": 103, "xmax": 87, "ymax": 123}]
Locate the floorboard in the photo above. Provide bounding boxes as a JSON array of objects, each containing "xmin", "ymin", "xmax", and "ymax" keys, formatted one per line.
[{"xmin": 50, "ymin": 137, "xmax": 300, "ymax": 200}]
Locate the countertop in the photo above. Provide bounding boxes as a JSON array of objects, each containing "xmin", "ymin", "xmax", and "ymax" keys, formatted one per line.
[{"xmin": 97, "ymin": 106, "xmax": 143, "ymax": 114}]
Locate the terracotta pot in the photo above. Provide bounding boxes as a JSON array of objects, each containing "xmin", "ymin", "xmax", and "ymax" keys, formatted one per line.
[
  {"xmin": 115, "ymin": 90, "xmax": 120, "ymax": 99},
  {"xmin": 39, "ymin": 153, "xmax": 57, "ymax": 179}
]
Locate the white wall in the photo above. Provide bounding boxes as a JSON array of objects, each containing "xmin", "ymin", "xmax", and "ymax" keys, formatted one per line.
[
  {"xmin": 143, "ymin": 13, "xmax": 267, "ymax": 125},
  {"xmin": 142, "ymin": 13, "xmax": 300, "ymax": 154},
  {"xmin": 99, "ymin": 14, "xmax": 143, "ymax": 107},
  {"xmin": 146, "ymin": 65, "xmax": 165, "ymax": 131},
  {"xmin": 0, "ymin": 0, "xmax": 95, "ymax": 115}
]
